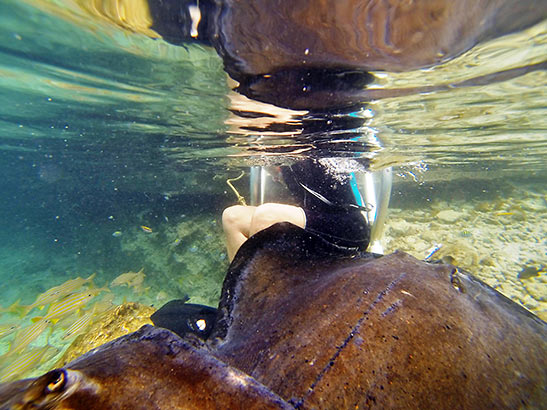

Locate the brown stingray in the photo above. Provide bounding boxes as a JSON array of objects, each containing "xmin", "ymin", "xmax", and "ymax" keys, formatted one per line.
[
  {"xmin": 0, "ymin": 326, "xmax": 292, "ymax": 410},
  {"xmin": 212, "ymin": 223, "xmax": 547, "ymax": 408},
  {"xmin": 148, "ymin": 0, "xmax": 547, "ymax": 109},
  {"xmin": 212, "ymin": 0, "xmax": 547, "ymax": 109},
  {"xmin": 214, "ymin": 0, "xmax": 546, "ymax": 76},
  {"xmin": 1, "ymin": 223, "xmax": 545, "ymax": 409}
]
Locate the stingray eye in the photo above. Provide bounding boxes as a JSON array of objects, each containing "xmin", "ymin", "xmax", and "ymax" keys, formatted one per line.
[{"xmin": 45, "ymin": 369, "xmax": 66, "ymax": 394}]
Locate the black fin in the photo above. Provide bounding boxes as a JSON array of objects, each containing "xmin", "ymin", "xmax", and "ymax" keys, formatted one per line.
[{"xmin": 151, "ymin": 299, "xmax": 217, "ymax": 340}]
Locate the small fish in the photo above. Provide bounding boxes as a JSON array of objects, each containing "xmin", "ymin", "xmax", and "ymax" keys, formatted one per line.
[
  {"xmin": 22, "ymin": 273, "xmax": 97, "ymax": 314},
  {"xmin": 518, "ymin": 266, "xmax": 543, "ymax": 280},
  {"xmin": 0, "ymin": 323, "xmax": 19, "ymax": 339},
  {"xmin": 111, "ymin": 269, "xmax": 146, "ymax": 292},
  {"xmin": 32, "ymin": 288, "xmax": 106, "ymax": 323},
  {"xmin": 0, "ymin": 299, "xmax": 26, "ymax": 317},
  {"xmin": 459, "ymin": 229, "xmax": 472, "ymax": 238},
  {"xmin": 150, "ymin": 299, "xmax": 217, "ymax": 340},
  {"xmin": 62, "ymin": 307, "xmax": 97, "ymax": 340},
  {"xmin": 92, "ymin": 293, "xmax": 116, "ymax": 314},
  {"xmin": 140, "ymin": 225, "xmax": 153, "ymax": 233},
  {"xmin": 54, "ymin": 310, "xmax": 80, "ymax": 330},
  {"xmin": 9, "ymin": 319, "xmax": 51, "ymax": 355},
  {"xmin": 0, "ymin": 345, "xmax": 59, "ymax": 383},
  {"xmin": 112, "ymin": 231, "xmax": 123, "ymax": 237}
]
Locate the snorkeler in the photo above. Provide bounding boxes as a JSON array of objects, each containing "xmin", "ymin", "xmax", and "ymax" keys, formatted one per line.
[{"xmin": 223, "ymin": 158, "xmax": 374, "ymax": 261}]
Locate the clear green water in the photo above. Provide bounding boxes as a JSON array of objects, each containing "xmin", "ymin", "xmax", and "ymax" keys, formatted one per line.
[{"xmin": 0, "ymin": 0, "xmax": 545, "ymax": 380}]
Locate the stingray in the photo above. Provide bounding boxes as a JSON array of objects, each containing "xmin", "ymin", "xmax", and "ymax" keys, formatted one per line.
[
  {"xmin": 148, "ymin": 0, "xmax": 547, "ymax": 110},
  {"xmin": 1, "ymin": 223, "xmax": 545, "ymax": 409}
]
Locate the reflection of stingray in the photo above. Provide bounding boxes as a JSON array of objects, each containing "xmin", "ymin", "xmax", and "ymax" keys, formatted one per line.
[
  {"xmin": 148, "ymin": 0, "xmax": 547, "ymax": 110},
  {"xmin": 1, "ymin": 223, "xmax": 545, "ymax": 409}
]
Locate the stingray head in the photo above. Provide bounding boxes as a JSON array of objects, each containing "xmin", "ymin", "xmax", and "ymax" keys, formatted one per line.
[
  {"xmin": 0, "ymin": 325, "xmax": 292, "ymax": 410},
  {"xmin": 0, "ymin": 368, "xmax": 96, "ymax": 409}
]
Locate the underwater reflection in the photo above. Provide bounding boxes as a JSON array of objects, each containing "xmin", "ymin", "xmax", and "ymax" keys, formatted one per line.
[{"xmin": 23, "ymin": 0, "xmax": 547, "ymax": 110}]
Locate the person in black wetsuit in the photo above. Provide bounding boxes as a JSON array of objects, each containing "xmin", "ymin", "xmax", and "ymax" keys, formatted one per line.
[
  {"xmin": 222, "ymin": 158, "xmax": 370, "ymax": 261},
  {"xmin": 283, "ymin": 159, "xmax": 371, "ymax": 249}
]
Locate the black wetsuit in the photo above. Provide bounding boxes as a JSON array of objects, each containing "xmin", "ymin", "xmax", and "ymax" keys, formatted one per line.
[{"xmin": 281, "ymin": 160, "xmax": 370, "ymax": 251}]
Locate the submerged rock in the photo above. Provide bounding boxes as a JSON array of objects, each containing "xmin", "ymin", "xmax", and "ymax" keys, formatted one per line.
[
  {"xmin": 57, "ymin": 302, "xmax": 156, "ymax": 366},
  {"xmin": 436, "ymin": 209, "xmax": 461, "ymax": 223}
]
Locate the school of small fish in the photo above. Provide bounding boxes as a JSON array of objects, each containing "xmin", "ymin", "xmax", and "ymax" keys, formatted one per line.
[
  {"xmin": 0, "ymin": 269, "xmax": 147, "ymax": 382},
  {"xmin": 110, "ymin": 268, "xmax": 148, "ymax": 293}
]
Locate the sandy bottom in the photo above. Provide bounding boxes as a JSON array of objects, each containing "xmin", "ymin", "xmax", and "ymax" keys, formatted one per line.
[{"xmin": 383, "ymin": 182, "xmax": 546, "ymax": 320}]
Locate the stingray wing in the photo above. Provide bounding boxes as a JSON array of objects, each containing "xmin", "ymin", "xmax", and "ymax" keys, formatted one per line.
[
  {"xmin": 0, "ymin": 326, "xmax": 292, "ymax": 410},
  {"xmin": 211, "ymin": 222, "xmax": 547, "ymax": 409}
]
